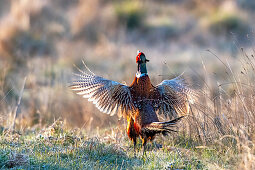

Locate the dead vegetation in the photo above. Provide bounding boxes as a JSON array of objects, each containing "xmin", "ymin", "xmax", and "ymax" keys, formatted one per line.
[{"xmin": 0, "ymin": 0, "xmax": 255, "ymax": 169}]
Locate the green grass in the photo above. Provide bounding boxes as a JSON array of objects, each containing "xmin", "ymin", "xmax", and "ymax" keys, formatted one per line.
[{"xmin": 0, "ymin": 122, "xmax": 241, "ymax": 169}]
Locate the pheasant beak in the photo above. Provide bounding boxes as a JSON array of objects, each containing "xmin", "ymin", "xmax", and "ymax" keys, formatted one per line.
[{"xmin": 146, "ymin": 59, "xmax": 149, "ymax": 62}]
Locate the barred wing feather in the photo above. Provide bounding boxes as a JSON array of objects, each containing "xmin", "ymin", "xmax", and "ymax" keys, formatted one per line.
[
  {"xmin": 151, "ymin": 76, "xmax": 195, "ymax": 119},
  {"xmin": 70, "ymin": 69, "xmax": 134, "ymax": 118}
]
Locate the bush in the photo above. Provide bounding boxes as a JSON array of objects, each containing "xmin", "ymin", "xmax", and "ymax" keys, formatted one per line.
[
  {"xmin": 209, "ymin": 12, "xmax": 249, "ymax": 38},
  {"xmin": 114, "ymin": 1, "xmax": 145, "ymax": 29}
]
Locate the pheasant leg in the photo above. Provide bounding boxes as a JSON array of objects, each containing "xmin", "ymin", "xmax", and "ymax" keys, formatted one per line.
[
  {"xmin": 142, "ymin": 137, "xmax": 148, "ymax": 156},
  {"xmin": 133, "ymin": 139, "xmax": 137, "ymax": 157}
]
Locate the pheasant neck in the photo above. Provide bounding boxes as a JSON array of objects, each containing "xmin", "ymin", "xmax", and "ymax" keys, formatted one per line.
[
  {"xmin": 137, "ymin": 63, "xmax": 147, "ymax": 75},
  {"xmin": 136, "ymin": 63, "xmax": 148, "ymax": 78}
]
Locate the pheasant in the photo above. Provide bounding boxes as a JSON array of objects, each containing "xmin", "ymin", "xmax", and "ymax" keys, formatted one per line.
[{"xmin": 70, "ymin": 51, "xmax": 195, "ymax": 154}]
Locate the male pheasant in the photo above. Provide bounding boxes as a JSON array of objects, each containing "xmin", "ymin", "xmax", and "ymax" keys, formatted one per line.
[{"xmin": 70, "ymin": 51, "xmax": 195, "ymax": 154}]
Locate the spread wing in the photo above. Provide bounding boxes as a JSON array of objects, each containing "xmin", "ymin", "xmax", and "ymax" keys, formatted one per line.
[
  {"xmin": 70, "ymin": 64, "xmax": 135, "ymax": 118},
  {"xmin": 150, "ymin": 75, "xmax": 195, "ymax": 119}
]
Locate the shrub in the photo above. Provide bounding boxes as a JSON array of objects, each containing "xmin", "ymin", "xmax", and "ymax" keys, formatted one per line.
[
  {"xmin": 114, "ymin": 1, "xmax": 145, "ymax": 29},
  {"xmin": 209, "ymin": 12, "xmax": 249, "ymax": 38}
]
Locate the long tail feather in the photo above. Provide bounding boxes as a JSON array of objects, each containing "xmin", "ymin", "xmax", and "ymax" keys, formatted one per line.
[
  {"xmin": 151, "ymin": 116, "xmax": 184, "ymax": 126},
  {"xmin": 142, "ymin": 116, "xmax": 184, "ymax": 135}
]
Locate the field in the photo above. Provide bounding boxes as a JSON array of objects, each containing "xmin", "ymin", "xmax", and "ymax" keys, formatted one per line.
[
  {"xmin": 0, "ymin": 0, "xmax": 255, "ymax": 169},
  {"xmin": 0, "ymin": 120, "xmax": 238, "ymax": 169}
]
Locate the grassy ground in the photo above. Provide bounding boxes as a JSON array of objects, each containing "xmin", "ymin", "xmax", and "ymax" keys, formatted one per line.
[
  {"xmin": 0, "ymin": 120, "xmax": 242, "ymax": 169},
  {"xmin": 1, "ymin": 1, "xmax": 255, "ymax": 169}
]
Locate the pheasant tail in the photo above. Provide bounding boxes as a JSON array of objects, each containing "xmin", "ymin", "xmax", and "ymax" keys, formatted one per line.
[{"xmin": 142, "ymin": 116, "xmax": 184, "ymax": 135}]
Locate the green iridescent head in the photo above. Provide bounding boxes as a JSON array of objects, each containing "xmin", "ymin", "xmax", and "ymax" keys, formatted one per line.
[{"xmin": 136, "ymin": 50, "xmax": 149, "ymax": 75}]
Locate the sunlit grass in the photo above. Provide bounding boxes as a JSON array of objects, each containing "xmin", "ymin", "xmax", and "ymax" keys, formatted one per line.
[
  {"xmin": 0, "ymin": 128, "xmax": 204, "ymax": 169},
  {"xmin": 0, "ymin": 0, "xmax": 255, "ymax": 169},
  {"xmin": 0, "ymin": 120, "xmax": 248, "ymax": 169}
]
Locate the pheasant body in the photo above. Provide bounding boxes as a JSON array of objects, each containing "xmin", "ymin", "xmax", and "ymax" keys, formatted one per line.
[{"xmin": 70, "ymin": 51, "xmax": 195, "ymax": 154}]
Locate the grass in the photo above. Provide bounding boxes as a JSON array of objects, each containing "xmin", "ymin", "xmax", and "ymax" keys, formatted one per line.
[
  {"xmin": 1, "ymin": 51, "xmax": 255, "ymax": 169},
  {"xmin": 0, "ymin": 119, "xmax": 246, "ymax": 169},
  {"xmin": 0, "ymin": 1, "xmax": 255, "ymax": 169}
]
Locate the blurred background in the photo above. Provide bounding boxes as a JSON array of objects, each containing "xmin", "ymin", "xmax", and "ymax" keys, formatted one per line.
[{"xmin": 0, "ymin": 0, "xmax": 255, "ymax": 131}]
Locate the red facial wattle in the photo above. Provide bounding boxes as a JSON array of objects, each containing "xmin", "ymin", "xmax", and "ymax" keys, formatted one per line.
[{"xmin": 136, "ymin": 52, "xmax": 143, "ymax": 63}]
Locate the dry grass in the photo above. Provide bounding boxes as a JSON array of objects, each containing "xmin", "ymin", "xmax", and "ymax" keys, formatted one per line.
[{"xmin": 0, "ymin": 0, "xmax": 255, "ymax": 169}]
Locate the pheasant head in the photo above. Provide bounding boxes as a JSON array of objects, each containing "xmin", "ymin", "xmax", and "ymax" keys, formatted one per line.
[{"xmin": 136, "ymin": 51, "xmax": 149, "ymax": 77}]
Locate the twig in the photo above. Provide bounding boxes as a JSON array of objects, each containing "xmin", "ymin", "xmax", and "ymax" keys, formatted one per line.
[{"xmin": 9, "ymin": 77, "xmax": 27, "ymax": 131}]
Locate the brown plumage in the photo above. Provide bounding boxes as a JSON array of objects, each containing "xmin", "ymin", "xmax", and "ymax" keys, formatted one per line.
[{"xmin": 70, "ymin": 51, "xmax": 195, "ymax": 154}]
